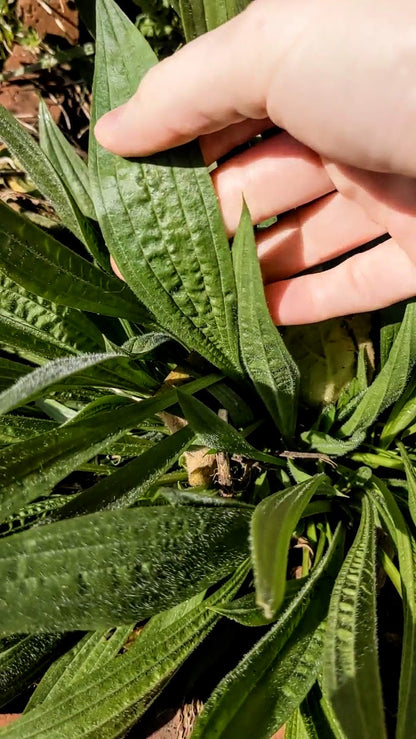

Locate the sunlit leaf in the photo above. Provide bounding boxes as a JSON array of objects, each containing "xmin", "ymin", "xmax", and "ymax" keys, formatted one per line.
[
  {"xmin": 90, "ymin": 0, "xmax": 241, "ymax": 376},
  {"xmin": 233, "ymin": 203, "xmax": 299, "ymax": 439},
  {"xmin": 322, "ymin": 494, "xmax": 386, "ymax": 738},
  {"xmin": 251, "ymin": 474, "xmax": 328, "ymax": 618},
  {"xmin": 0, "ymin": 506, "xmax": 250, "ymax": 633}
]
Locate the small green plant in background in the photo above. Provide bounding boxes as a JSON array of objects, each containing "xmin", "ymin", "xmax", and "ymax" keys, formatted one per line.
[
  {"xmin": 0, "ymin": 1, "xmax": 415, "ymax": 737},
  {"xmin": 0, "ymin": 0, "xmax": 40, "ymax": 61}
]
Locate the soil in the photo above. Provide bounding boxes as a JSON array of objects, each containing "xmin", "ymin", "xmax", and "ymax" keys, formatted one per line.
[
  {"xmin": 0, "ymin": 0, "xmax": 89, "ymax": 144},
  {"xmin": 17, "ymin": 0, "xmax": 79, "ymax": 45}
]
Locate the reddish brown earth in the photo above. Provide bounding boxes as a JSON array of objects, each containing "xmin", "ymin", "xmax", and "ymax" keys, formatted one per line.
[{"xmin": 0, "ymin": 0, "xmax": 80, "ymax": 130}]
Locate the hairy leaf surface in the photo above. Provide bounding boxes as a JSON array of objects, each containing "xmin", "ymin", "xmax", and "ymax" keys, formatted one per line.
[
  {"xmin": 0, "ymin": 105, "xmax": 99, "ymax": 255},
  {"xmin": 39, "ymin": 99, "xmax": 96, "ymax": 222},
  {"xmin": 177, "ymin": 389, "xmax": 282, "ymax": 465},
  {"xmin": 251, "ymin": 474, "xmax": 328, "ymax": 618},
  {"xmin": 192, "ymin": 527, "xmax": 342, "ymax": 739},
  {"xmin": 0, "ymin": 374, "xmax": 219, "ymax": 517},
  {"xmin": 3, "ymin": 562, "xmax": 250, "ymax": 738},
  {"xmin": 0, "ymin": 633, "xmax": 67, "ymax": 709},
  {"xmin": 0, "ymin": 352, "xmax": 159, "ymax": 415},
  {"xmin": 397, "ymin": 441, "xmax": 416, "ymax": 528},
  {"xmin": 90, "ymin": 0, "xmax": 241, "ymax": 375},
  {"xmin": 0, "ymin": 507, "xmax": 250, "ymax": 633},
  {"xmin": 341, "ymin": 301, "xmax": 416, "ymax": 437},
  {"xmin": 0, "ymin": 274, "xmax": 104, "ymax": 361},
  {"xmin": 322, "ymin": 495, "xmax": 386, "ymax": 738},
  {"xmin": 233, "ymin": 204, "xmax": 299, "ymax": 439},
  {"xmin": 0, "ymin": 200, "xmax": 146, "ymax": 322},
  {"xmin": 56, "ymin": 425, "xmax": 194, "ymax": 517},
  {"xmin": 371, "ymin": 476, "xmax": 416, "ymax": 738},
  {"xmin": 178, "ymin": 0, "xmax": 250, "ymax": 40}
]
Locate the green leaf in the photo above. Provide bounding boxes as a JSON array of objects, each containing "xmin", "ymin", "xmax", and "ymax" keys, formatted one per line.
[
  {"xmin": 0, "ymin": 105, "xmax": 99, "ymax": 256},
  {"xmin": 301, "ymin": 429, "xmax": 365, "ymax": 457},
  {"xmin": 0, "ymin": 415, "xmax": 56, "ymax": 447},
  {"xmin": 0, "ymin": 373, "xmax": 219, "ymax": 518},
  {"xmin": 379, "ymin": 302, "xmax": 407, "ymax": 367},
  {"xmin": 251, "ymin": 474, "xmax": 328, "ymax": 618},
  {"xmin": 56, "ymin": 425, "xmax": 194, "ymax": 517},
  {"xmin": 158, "ymin": 487, "xmax": 252, "ymax": 509},
  {"xmin": 39, "ymin": 99, "xmax": 96, "ymax": 221},
  {"xmin": 178, "ymin": 0, "xmax": 250, "ymax": 40},
  {"xmin": 285, "ymin": 709, "xmax": 309, "ymax": 739},
  {"xmin": 0, "ymin": 506, "xmax": 250, "ymax": 633},
  {"xmin": 4, "ymin": 561, "xmax": 250, "ymax": 738},
  {"xmin": 177, "ymin": 389, "xmax": 283, "ymax": 465},
  {"xmin": 299, "ymin": 682, "xmax": 345, "ymax": 739},
  {"xmin": 212, "ymin": 579, "xmax": 307, "ymax": 627},
  {"xmin": 0, "ymin": 274, "xmax": 104, "ymax": 361},
  {"xmin": 90, "ymin": 0, "xmax": 241, "ymax": 376},
  {"xmin": 0, "ymin": 200, "xmax": 148, "ymax": 323},
  {"xmin": 0, "ymin": 352, "xmax": 143, "ymax": 415},
  {"xmin": 322, "ymin": 494, "xmax": 386, "ymax": 738},
  {"xmin": 233, "ymin": 204, "xmax": 299, "ymax": 439},
  {"xmin": 0, "ymin": 495, "xmax": 72, "ymax": 538},
  {"xmin": 370, "ymin": 477, "xmax": 416, "ymax": 739},
  {"xmin": 397, "ymin": 441, "xmax": 416, "ymax": 528},
  {"xmin": 24, "ymin": 626, "xmax": 134, "ymax": 712},
  {"xmin": 340, "ymin": 301, "xmax": 416, "ymax": 437},
  {"xmin": 379, "ymin": 374, "xmax": 416, "ymax": 448},
  {"xmin": 0, "ymin": 357, "xmax": 30, "ymax": 390},
  {"xmin": 191, "ymin": 526, "xmax": 343, "ymax": 739},
  {"xmin": 0, "ymin": 633, "xmax": 67, "ymax": 709},
  {"xmin": 207, "ymin": 381, "xmax": 255, "ymax": 427}
]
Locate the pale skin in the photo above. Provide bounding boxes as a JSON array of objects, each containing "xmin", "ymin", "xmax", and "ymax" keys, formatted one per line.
[{"xmin": 95, "ymin": 0, "xmax": 416, "ymax": 325}]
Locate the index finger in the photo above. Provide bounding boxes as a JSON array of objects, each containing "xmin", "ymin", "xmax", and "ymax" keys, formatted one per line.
[{"xmin": 94, "ymin": 0, "xmax": 312, "ymax": 157}]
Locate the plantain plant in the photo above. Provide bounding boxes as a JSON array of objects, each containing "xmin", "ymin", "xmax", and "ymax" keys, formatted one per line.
[{"xmin": 0, "ymin": 0, "xmax": 415, "ymax": 736}]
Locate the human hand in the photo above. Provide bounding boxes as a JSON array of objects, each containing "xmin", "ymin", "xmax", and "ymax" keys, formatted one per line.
[{"xmin": 95, "ymin": 0, "xmax": 416, "ymax": 324}]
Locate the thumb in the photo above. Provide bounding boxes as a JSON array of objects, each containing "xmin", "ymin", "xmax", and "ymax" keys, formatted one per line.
[{"xmin": 94, "ymin": 0, "xmax": 313, "ymax": 157}]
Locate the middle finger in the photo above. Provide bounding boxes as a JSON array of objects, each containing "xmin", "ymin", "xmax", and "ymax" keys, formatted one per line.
[{"xmin": 211, "ymin": 131, "xmax": 335, "ymax": 235}]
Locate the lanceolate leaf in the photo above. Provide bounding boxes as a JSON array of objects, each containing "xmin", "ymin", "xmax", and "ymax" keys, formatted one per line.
[
  {"xmin": 177, "ymin": 0, "xmax": 250, "ymax": 40},
  {"xmin": 299, "ymin": 683, "xmax": 345, "ymax": 739},
  {"xmin": 0, "ymin": 506, "xmax": 250, "ymax": 633},
  {"xmin": 322, "ymin": 495, "xmax": 386, "ymax": 739},
  {"xmin": 380, "ymin": 374, "xmax": 416, "ymax": 448},
  {"xmin": 56, "ymin": 425, "xmax": 195, "ymax": 517},
  {"xmin": 0, "ymin": 105, "xmax": 99, "ymax": 255},
  {"xmin": 25, "ymin": 626, "xmax": 135, "ymax": 712},
  {"xmin": 0, "ymin": 633, "xmax": 67, "ymax": 709},
  {"xmin": 340, "ymin": 301, "xmax": 416, "ymax": 437},
  {"xmin": 177, "ymin": 389, "xmax": 283, "ymax": 465},
  {"xmin": 370, "ymin": 476, "xmax": 416, "ymax": 739},
  {"xmin": 3, "ymin": 562, "xmax": 250, "ymax": 738},
  {"xmin": 0, "ymin": 353, "xmax": 134, "ymax": 415},
  {"xmin": 0, "ymin": 357, "xmax": 30, "ymax": 390},
  {"xmin": 301, "ymin": 429, "xmax": 365, "ymax": 457},
  {"xmin": 251, "ymin": 474, "xmax": 329, "ymax": 618},
  {"xmin": 0, "ymin": 415, "xmax": 56, "ymax": 447},
  {"xmin": 90, "ymin": 0, "xmax": 241, "ymax": 376},
  {"xmin": 0, "ymin": 200, "xmax": 147, "ymax": 323},
  {"xmin": 0, "ymin": 274, "xmax": 105, "ymax": 361},
  {"xmin": 212, "ymin": 579, "xmax": 306, "ymax": 627},
  {"xmin": 397, "ymin": 441, "xmax": 416, "ymax": 528},
  {"xmin": 0, "ymin": 374, "xmax": 220, "ymax": 518},
  {"xmin": 0, "ymin": 351, "xmax": 159, "ymax": 416},
  {"xmin": 285, "ymin": 709, "xmax": 309, "ymax": 739},
  {"xmin": 39, "ymin": 99, "xmax": 96, "ymax": 221},
  {"xmin": 192, "ymin": 527, "xmax": 343, "ymax": 739},
  {"xmin": 233, "ymin": 204, "xmax": 299, "ymax": 439}
]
